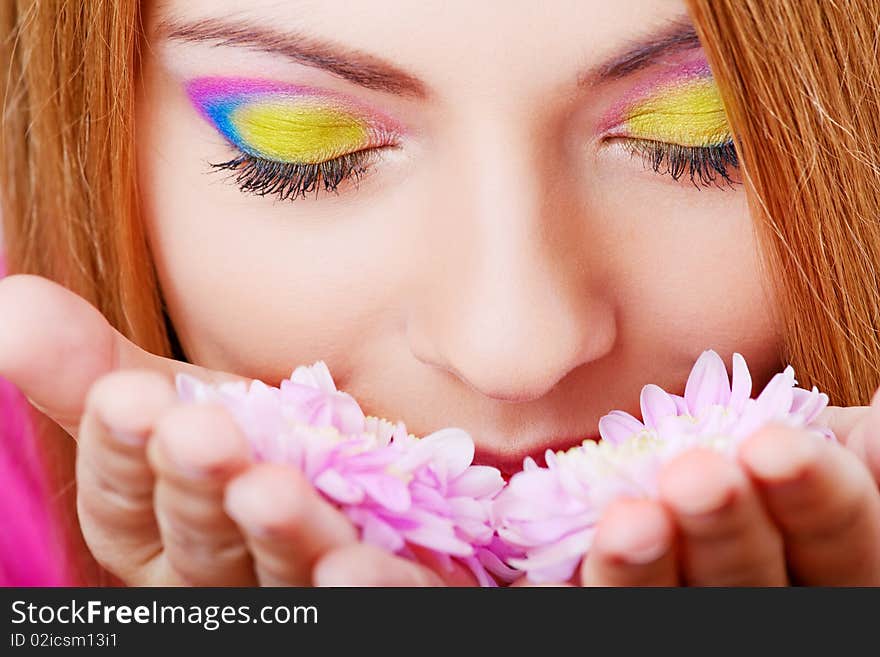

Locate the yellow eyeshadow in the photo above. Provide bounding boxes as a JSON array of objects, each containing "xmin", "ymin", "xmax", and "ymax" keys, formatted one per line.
[
  {"xmin": 232, "ymin": 102, "xmax": 371, "ymax": 164},
  {"xmin": 624, "ymin": 79, "xmax": 731, "ymax": 147}
]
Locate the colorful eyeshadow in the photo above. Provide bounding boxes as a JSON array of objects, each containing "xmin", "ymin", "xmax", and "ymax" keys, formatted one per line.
[
  {"xmin": 604, "ymin": 61, "xmax": 732, "ymax": 147},
  {"xmin": 186, "ymin": 77, "xmax": 396, "ymax": 164}
]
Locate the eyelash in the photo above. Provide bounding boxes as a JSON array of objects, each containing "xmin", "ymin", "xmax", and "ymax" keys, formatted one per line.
[
  {"xmin": 620, "ymin": 139, "xmax": 740, "ymax": 188},
  {"xmin": 212, "ymin": 137, "xmax": 739, "ymax": 202},
  {"xmin": 210, "ymin": 149, "xmax": 378, "ymax": 201}
]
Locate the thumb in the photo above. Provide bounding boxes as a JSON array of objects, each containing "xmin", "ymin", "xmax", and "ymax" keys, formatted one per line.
[
  {"xmin": 819, "ymin": 387, "xmax": 880, "ymax": 469},
  {"xmin": 815, "ymin": 393, "xmax": 878, "ymax": 447},
  {"xmin": 0, "ymin": 274, "xmax": 244, "ymax": 437}
]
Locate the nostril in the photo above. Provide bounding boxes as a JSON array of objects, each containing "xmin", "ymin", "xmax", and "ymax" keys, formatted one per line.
[
  {"xmin": 408, "ymin": 306, "xmax": 617, "ymax": 404},
  {"xmin": 429, "ymin": 357, "xmax": 579, "ymax": 404}
]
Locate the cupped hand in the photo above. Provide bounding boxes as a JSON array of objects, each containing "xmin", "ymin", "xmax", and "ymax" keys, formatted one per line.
[
  {"xmin": 575, "ymin": 388, "xmax": 880, "ymax": 586},
  {"xmin": 0, "ymin": 275, "xmax": 471, "ymax": 586}
]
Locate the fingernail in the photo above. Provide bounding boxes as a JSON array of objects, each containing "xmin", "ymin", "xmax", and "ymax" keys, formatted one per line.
[
  {"xmin": 619, "ymin": 540, "xmax": 668, "ymax": 565},
  {"xmin": 227, "ymin": 513, "xmax": 265, "ymax": 538},
  {"xmin": 742, "ymin": 429, "xmax": 818, "ymax": 482},
  {"xmin": 602, "ymin": 516, "xmax": 669, "ymax": 565},
  {"xmin": 662, "ymin": 469, "xmax": 737, "ymax": 517},
  {"xmin": 110, "ymin": 426, "xmax": 148, "ymax": 447},
  {"xmin": 224, "ymin": 485, "xmax": 269, "ymax": 537}
]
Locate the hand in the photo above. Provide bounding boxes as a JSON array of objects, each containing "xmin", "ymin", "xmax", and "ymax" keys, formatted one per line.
[
  {"xmin": 0, "ymin": 275, "xmax": 472, "ymax": 586},
  {"xmin": 575, "ymin": 387, "xmax": 880, "ymax": 586}
]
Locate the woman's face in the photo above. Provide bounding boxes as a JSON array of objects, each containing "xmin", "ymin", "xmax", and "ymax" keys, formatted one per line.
[{"xmin": 137, "ymin": 0, "xmax": 782, "ymax": 473}]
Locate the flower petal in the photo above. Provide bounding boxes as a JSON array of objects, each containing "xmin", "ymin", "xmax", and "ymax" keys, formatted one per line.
[
  {"xmin": 289, "ymin": 361, "xmax": 337, "ymax": 392},
  {"xmin": 508, "ymin": 527, "xmax": 595, "ymax": 583},
  {"xmin": 396, "ymin": 428, "xmax": 475, "ymax": 477},
  {"xmin": 403, "ymin": 525, "xmax": 474, "ymax": 557},
  {"xmin": 475, "ymin": 548, "xmax": 522, "ymax": 582},
  {"xmin": 728, "ymin": 352, "xmax": 753, "ymax": 413},
  {"xmin": 353, "ymin": 473, "xmax": 412, "ymax": 513},
  {"xmin": 684, "ymin": 350, "xmax": 731, "ymax": 414},
  {"xmin": 640, "ymin": 384, "xmax": 679, "ymax": 429},
  {"xmin": 598, "ymin": 410, "xmax": 644, "ymax": 444},
  {"xmin": 314, "ymin": 469, "xmax": 365, "ymax": 504},
  {"xmin": 448, "ymin": 466, "xmax": 505, "ymax": 499},
  {"xmin": 327, "ymin": 393, "xmax": 366, "ymax": 434},
  {"xmin": 753, "ymin": 367, "xmax": 795, "ymax": 420},
  {"xmin": 345, "ymin": 508, "xmax": 407, "ymax": 553}
]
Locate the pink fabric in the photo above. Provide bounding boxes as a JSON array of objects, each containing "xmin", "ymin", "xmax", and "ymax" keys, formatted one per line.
[{"xmin": 0, "ymin": 256, "xmax": 69, "ymax": 586}]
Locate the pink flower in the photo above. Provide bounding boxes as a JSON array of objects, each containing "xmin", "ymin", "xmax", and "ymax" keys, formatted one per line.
[
  {"xmin": 492, "ymin": 350, "xmax": 836, "ymax": 583},
  {"xmin": 178, "ymin": 351, "xmax": 836, "ymax": 586},
  {"xmin": 177, "ymin": 362, "xmax": 511, "ymax": 586}
]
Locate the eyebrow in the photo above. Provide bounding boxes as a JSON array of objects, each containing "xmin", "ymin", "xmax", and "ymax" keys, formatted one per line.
[
  {"xmin": 158, "ymin": 17, "xmax": 430, "ymax": 98},
  {"xmin": 157, "ymin": 16, "xmax": 702, "ymax": 99},
  {"xmin": 589, "ymin": 19, "xmax": 702, "ymax": 82}
]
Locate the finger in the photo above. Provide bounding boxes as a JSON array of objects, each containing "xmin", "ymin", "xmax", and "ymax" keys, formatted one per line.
[
  {"xmin": 225, "ymin": 463, "xmax": 358, "ymax": 586},
  {"xmin": 658, "ymin": 449, "xmax": 787, "ymax": 586},
  {"xmin": 580, "ymin": 498, "xmax": 678, "ymax": 587},
  {"xmin": 75, "ymin": 369, "xmax": 177, "ymax": 584},
  {"xmin": 313, "ymin": 544, "xmax": 445, "ymax": 587},
  {"xmin": 836, "ymin": 388, "xmax": 880, "ymax": 484},
  {"xmin": 863, "ymin": 399, "xmax": 880, "ymax": 485},
  {"xmin": 148, "ymin": 402, "xmax": 256, "ymax": 586},
  {"xmin": 0, "ymin": 274, "xmax": 244, "ymax": 436},
  {"xmin": 739, "ymin": 424, "xmax": 880, "ymax": 585},
  {"xmin": 406, "ymin": 545, "xmax": 480, "ymax": 586},
  {"xmin": 815, "ymin": 386, "xmax": 877, "ymax": 447}
]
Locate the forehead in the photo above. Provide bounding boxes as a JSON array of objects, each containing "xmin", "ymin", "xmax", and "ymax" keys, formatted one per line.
[{"xmin": 148, "ymin": 0, "xmax": 695, "ymax": 100}]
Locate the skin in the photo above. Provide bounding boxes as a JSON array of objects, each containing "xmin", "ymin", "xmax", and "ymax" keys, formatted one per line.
[{"xmin": 0, "ymin": 0, "xmax": 879, "ymax": 586}]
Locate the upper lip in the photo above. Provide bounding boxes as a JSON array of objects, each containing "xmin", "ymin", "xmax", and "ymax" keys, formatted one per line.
[{"xmin": 473, "ymin": 432, "xmax": 600, "ymax": 478}]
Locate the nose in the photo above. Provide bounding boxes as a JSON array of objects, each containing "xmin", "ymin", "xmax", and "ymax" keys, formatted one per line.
[{"xmin": 407, "ymin": 119, "xmax": 617, "ymax": 403}]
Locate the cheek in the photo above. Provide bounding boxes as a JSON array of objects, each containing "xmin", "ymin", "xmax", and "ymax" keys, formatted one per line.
[
  {"xmin": 592, "ymin": 180, "xmax": 783, "ymax": 388},
  {"xmin": 142, "ymin": 186, "xmax": 413, "ymax": 383}
]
